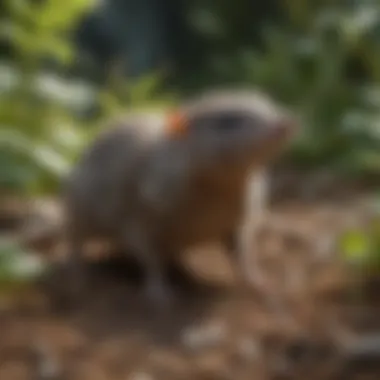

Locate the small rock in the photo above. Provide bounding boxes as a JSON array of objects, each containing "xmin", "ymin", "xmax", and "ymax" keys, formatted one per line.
[
  {"xmin": 181, "ymin": 321, "xmax": 227, "ymax": 350},
  {"xmin": 236, "ymin": 338, "xmax": 262, "ymax": 361},
  {"xmin": 337, "ymin": 333, "xmax": 380, "ymax": 377},
  {"xmin": 313, "ymin": 234, "xmax": 337, "ymax": 262},
  {"xmin": 343, "ymin": 333, "xmax": 380, "ymax": 362},
  {"xmin": 32, "ymin": 341, "xmax": 63, "ymax": 380}
]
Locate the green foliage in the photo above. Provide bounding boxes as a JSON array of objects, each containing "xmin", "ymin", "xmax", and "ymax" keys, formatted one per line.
[
  {"xmin": 0, "ymin": 0, "xmax": 97, "ymax": 196},
  {"xmin": 0, "ymin": 112, "xmax": 89, "ymax": 195},
  {"xmin": 0, "ymin": 0, "xmax": 175, "ymax": 198},
  {"xmin": 1, "ymin": 0, "xmax": 95, "ymax": 64},
  {"xmin": 341, "ymin": 199, "xmax": 380, "ymax": 274}
]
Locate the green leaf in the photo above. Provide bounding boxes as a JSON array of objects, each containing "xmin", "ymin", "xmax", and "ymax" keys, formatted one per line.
[
  {"xmin": 340, "ymin": 230, "xmax": 372, "ymax": 265},
  {"xmin": 32, "ymin": 144, "xmax": 71, "ymax": 176}
]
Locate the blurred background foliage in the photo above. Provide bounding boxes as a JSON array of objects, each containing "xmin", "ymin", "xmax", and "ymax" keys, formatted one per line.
[
  {"xmin": 1, "ymin": 0, "xmax": 379, "ymax": 198},
  {"xmin": 0, "ymin": 0, "xmax": 379, "ymax": 283}
]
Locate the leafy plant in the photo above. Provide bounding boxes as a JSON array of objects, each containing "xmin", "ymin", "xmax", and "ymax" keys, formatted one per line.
[
  {"xmin": 0, "ymin": 0, "xmax": 179, "ymax": 197},
  {"xmin": 340, "ymin": 199, "xmax": 380, "ymax": 275},
  {"xmin": 0, "ymin": 0, "xmax": 96, "ymax": 65}
]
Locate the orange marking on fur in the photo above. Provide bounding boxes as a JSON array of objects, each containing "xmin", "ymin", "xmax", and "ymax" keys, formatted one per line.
[{"xmin": 166, "ymin": 110, "xmax": 188, "ymax": 137}]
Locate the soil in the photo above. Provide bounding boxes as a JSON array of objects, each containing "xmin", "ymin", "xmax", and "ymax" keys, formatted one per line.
[{"xmin": 1, "ymin": 176, "xmax": 379, "ymax": 380}]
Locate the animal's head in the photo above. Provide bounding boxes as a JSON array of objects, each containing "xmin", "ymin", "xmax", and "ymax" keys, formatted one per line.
[{"xmin": 165, "ymin": 89, "xmax": 298, "ymax": 173}]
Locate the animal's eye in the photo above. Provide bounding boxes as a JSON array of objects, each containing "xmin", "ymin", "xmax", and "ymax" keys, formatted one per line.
[{"xmin": 215, "ymin": 114, "xmax": 244, "ymax": 131}]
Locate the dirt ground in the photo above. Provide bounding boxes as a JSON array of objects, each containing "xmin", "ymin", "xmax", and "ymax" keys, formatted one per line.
[{"xmin": 1, "ymin": 175, "xmax": 380, "ymax": 380}]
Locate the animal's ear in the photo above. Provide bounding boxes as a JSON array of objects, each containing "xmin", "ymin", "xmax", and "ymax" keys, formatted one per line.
[{"xmin": 165, "ymin": 110, "xmax": 189, "ymax": 138}]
